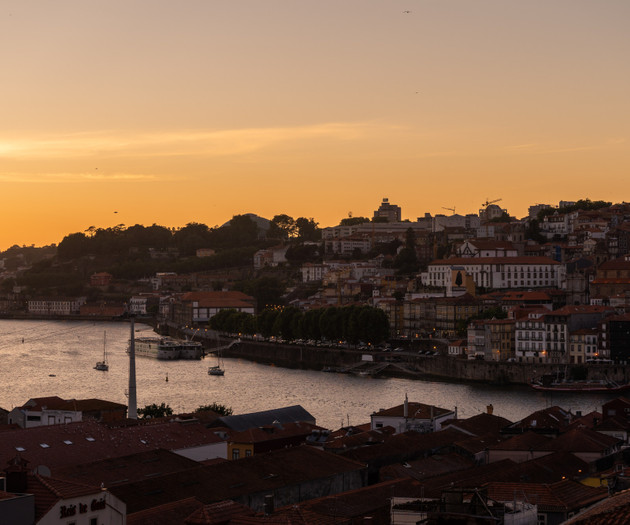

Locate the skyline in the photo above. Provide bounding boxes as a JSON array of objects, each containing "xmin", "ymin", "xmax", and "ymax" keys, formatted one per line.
[{"xmin": 1, "ymin": 1, "xmax": 629, "ymax": 250}]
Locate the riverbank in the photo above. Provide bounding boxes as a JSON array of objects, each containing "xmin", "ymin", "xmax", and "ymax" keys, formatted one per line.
[{"xmin": 213, "ymin": 337, "xmax": 630, "ymax": 387}]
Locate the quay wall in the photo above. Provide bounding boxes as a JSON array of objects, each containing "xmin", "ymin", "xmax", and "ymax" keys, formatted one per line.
[{"xmin": 219, "ymin": 339, "xmax": 630, "ymax": 386}]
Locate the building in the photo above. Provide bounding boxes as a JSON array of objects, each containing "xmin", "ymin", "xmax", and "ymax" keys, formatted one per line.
[
  {"xmin": 170, "ymin": 291, "xmax": 256, "ymax": 326},
  {"xmin": 7, "ymin": 397, "xmax": 127, "ymax": 429},
  {"xmin": 421, "ymin": 256, "xmax": 564, "ymax": 290},
  {"xmin": 514, "ymin": 309, "xmax": 549, "ymax": 363},
  {"xmin": 89, "ymin": 272, "xmax": 113, "ymax": 287},
  {"xmin": 590, "ymin": 254, "xmax": 630, "ymax": 299},
  {"xmin": 545, "ymin": 305, "xmax": 616, "ymax": 363},
  {"xmin": 373, "ymin": 197, "xmax": 401, "ymax": 222},
  {"xmin": 370, "ymin": 396, "xmax": 457, "ymax": 434},
  {"xmin": 599, "ymin": 313, "xmax": 630, "ymax": 362},
  {"xmin": 27, "ymin": 297, "xmax": 86, "ymax": 316}
]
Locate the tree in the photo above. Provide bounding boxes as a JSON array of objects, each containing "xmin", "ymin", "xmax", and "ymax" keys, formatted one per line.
[
  {"xmin": 138, "ymin": 402, "xmax": 173, "ymax": 419},
  {"xmin": 340, "ymin": 216, "xmax": 370, "ymax": 226},
  {"xmin": 295, "ymin": 217, "xmax": 320, "ymax": 241},
  {"xmin": 393, "ymin": 228, "xmax": 420, "ymax": 275},
  {"xmin": 195, "ymin": 403, "xmax": 233, "ymax": 416},
  {"xmin": 271, "ymin": 214, "xmax": 297, "ymax": 239}
]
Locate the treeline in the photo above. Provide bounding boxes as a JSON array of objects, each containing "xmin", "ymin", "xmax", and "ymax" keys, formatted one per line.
[
  {"xmin": 210, "ymin": 305, "xmax": 390, "ymax": 345},
  {"xmin": 57, "ymin": 217, "xmax": 267, "ymax": 260},
  {"xmin": 536, "ymin": 199, "xmax": 612, "ymax": 220}
]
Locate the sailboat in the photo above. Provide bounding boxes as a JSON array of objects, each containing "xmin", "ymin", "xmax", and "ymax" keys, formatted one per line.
[
  {"xmin": 208, "ymin": 350, "xmax": 225, "ymax": 376},
  {"xmin": 94, "ymin": 331, "xmax": 109, "ymax": 371}
]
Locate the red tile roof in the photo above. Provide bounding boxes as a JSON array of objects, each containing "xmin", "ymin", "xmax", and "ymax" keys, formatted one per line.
[
  {"xmin": 485, "ymin": 479, "xmax": 607, "ymax": 512},
  {"xmin": 430, "ymin": 256, "xmax": 561, "ymax": 265},
  {"xmin": 0, "ymin": 419, "xmax": 226, "ymax": 474}
]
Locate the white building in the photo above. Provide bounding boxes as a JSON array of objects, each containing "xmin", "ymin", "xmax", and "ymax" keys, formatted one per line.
[
  {"xmin": 301, "ymin": 263, "xmax": 328, "ymax": 283},
  {"xmin": 421, "ymin": 257, "xmax": 565, "ymax": 290},
  {"xmin": 371, "ymin": 395, "xmax": 456, "ymax": 434},
  {"xmin": 7, "ymin": 397, "xmax": 82, "ymax": 429},
  {"xmin": 515, "ymin": 311, "xmax": 548, "ymax": 363},
  {"xmin": 28, "ymin": 297, "xmax": 86, "ymax": 315}
]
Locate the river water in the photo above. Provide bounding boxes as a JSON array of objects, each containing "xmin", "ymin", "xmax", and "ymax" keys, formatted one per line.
[{"xmin": 0, "ymin": 320, "xmax": 620, "ymax": 430}]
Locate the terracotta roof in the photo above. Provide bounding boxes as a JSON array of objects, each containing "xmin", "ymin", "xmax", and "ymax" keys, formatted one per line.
[
  {"xmin": 107, "ymin": 445, "xmax": 366, "ymax": 514},
  {"xmin": 54, "ymin": 448, "xmax": 202, "ymax": 488},
  {"xmin": 230, "ymin": 421, "xmax": 322, "ymax": 445},
  {"xmin": 490, "ymin": 431, "xmax": 552, "ymax": 451},
  {"xmin": 597, "ymin": 257, "xmax": 630, "ymax": 270},
  {"xmin": 179, "ymin": 291, "xmax": 255, "ymax": 308},
  {"xmin": 485, "ymin": 479, "xmax": 606, "ymax": 512},
  {"xmin": 0, "ymin": 418, "xmax": 226, "ymax": 474},
  {"xmin": 380, "ymin": 452, "xmax": 476, "ymax": 482},
  {"xmin": 372, "ymin": 402, "xmax": 454, "ymax": 420},
  {"xmin": 506, "ymin": 406, "xmax": 573, "ymax": 433},
  {"xmin": 562, "ymin": 488, "xmax": 630, "ymax": 524},
  {"xmin": 128, "ymin": 497, "xmax": 205, "ymax": 525},
  {"xmin": 184, "ymin": 499, "xmax": 255, "ymax": 524},
  {"xmin": 430, "ymin": 256, "xmax": 561, "ymax": 265},
  {"xmin": 442, "ymin": 413, "xmax": 512, "ymax": 437},
  {"xmin": 544, "ymin": 427, "xmax": 621, "ymax": 453},
  {"xmin": 340, "ymin": 428, "xmax": 464, "ymax": 463},
  {"xmin": 26, "ymin": 474, "xmax": 105, "ymax": 521},
  {"xmin": 515, "ymin": 451, "xmax": 589, "ymax": 484}
]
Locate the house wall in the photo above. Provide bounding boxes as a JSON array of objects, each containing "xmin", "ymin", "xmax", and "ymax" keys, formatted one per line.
[{"xmin": 39, "ymin": 492, "xmax": 126, "ymax": 525}]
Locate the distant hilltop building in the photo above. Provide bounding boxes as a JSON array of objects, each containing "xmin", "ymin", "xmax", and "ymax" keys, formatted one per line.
[{"xmin": 373, "ymin": 198, "xmax": 401, "ymax": 222}]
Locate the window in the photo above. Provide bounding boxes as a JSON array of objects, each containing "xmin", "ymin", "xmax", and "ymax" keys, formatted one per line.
[
  {"xmin": 90, "ymin": 519, "xmax": 98, "ymax": 525},
  {"xmin": 245, "ymin": 449, "xmax": 252, "ymax": 457},
  {"xmin": 232, "ymin": 449, "xmax": 240, "ymax": 460}
]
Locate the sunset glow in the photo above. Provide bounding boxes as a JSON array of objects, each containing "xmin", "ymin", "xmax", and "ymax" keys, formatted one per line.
[{"xmin": 1, "ymin": 0, "xmax": 628, "ymax": 249}]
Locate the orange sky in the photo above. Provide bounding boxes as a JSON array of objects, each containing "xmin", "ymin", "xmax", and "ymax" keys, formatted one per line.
[{"xmin": 1, "ymin": 1, "xmax": 628, "ymax": 250}]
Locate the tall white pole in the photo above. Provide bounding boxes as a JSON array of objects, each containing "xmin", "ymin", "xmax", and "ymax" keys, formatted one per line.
[{"xmin": 128, "ymin": 317, "xmax": 137, "ymax": 419}]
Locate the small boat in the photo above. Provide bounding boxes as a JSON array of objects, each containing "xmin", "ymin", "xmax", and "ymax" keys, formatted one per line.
[
  {"xmin": 208, "ymin": 349, "xmax": 225, "ymax": 376},
  {"xmin": 208, "ymin": 365, "xmax": 225, "ymax": 376},
  {"xmin": 530, "ymin": 376, "xmax": 630, "ymax": 393},
  {"xmin": 94, "ymin": 331, "xmax": 109, "ymax": 371}
]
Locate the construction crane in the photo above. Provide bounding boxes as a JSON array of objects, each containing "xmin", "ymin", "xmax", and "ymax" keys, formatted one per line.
[
  {"xmin": 481, "ymin": 198, "xmax": 502, "ymax": 208},
  {"xmin": 442, "ymin": 206, "xmax": 456, "ymax": 214}
]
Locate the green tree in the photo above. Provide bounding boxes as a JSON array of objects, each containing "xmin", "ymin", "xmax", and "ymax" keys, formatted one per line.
[
  {"xmin": 271, "ymin": 214, "xmax": 297, "ymax": 239},
  {"xmin": 339, "ymin": 216, "xmax": 370, "ymax": 226},
  {"xmin": 393, "ymin": 228, "xmax": 420, "ymax": 275},
  {"xmin": 195, "ymin": 403, "xmax": 233, "ymax": 416},
  {"xmin": 295, "ymin": 217, "xmax": 320, "ymax": 241},
  {"xmin": 138, "ymin": 402, "xmax": 173, "ymax": 419}
]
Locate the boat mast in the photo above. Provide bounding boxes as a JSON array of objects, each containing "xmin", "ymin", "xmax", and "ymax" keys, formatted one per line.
[{"xmin": 128, "ymin": 317, "xmax": 137, "ymax": 419}]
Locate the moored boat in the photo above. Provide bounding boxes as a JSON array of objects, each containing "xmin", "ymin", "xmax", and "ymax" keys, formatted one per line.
[{"xmin": 530, "ymin": 377, "xmax": 630, "ymax": 393}]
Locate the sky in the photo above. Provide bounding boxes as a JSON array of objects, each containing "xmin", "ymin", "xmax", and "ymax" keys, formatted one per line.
[{"xmin": 1, "ymin": 1, "xmax": 629, "ymax": 250}]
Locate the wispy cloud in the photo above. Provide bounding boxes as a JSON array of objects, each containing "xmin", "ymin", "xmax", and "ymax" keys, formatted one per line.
[
  {"xmin": 0, "ymin": 122, "xmax": 395, "ymax": 162},
  {"xmin": 0, "ymin": 172, "xmax": 155, "ymax": 183}
]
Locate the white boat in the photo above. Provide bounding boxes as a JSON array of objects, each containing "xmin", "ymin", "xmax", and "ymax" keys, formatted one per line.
[
  {"xmin": 129, "ymin": 337, "xmax": 203, "ymax": 360},
  {"xmin": 94, "ymin": 331, "xmax": 109, "ymax": 371},
  {"xmin": 208, "ymin": 350, "xmax": 225, "ymax": 376},
  {"xmin": 208, "ymin": 338, "xmax": 241, "ymax": 376}
]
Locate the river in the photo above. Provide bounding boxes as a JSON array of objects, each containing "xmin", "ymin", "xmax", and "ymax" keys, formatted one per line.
[{"xmin": 0, "ymin": 320, "xmax": 620, "ymax": 430}]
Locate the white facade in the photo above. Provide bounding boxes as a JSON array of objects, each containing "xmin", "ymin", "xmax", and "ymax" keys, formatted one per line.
[
  {"xmin": 8, "ymin": 406, "xmax": 82, "ymax": 429},
  {"xmin": 301, "ymin": 263, "xmax": 327, "ymax": 283},
  {"xmin": 421, "ymin": 257, "xmax": 565, "ymax": 290},
  {"xmin": 39, "ymin": 492, "xmax": 126, "ymax": 525},
  {"xmin": 28, "ymin": 297, "xmax": 86, "ymax": 315},
  {"xmin": 515, "ymin": 312, "xmax": 548, "ymax": 363},
  {"xmin": 129, "ymin": 296, "xmax": 148, "ymax": 315}
]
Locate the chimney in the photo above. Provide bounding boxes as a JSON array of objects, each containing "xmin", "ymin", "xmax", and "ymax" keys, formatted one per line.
[
  {"xmin": 404, "ymin": 393, "xmax": 408, "ymax": 418},
  {"xmin": 487, "ymin": 404, "xmax": 494, "ymax": 415}
]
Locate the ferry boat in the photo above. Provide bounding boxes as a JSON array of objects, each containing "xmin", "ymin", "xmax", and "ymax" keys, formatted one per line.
[{"xmin": 129, "ymin": 337, "xmax": 203, "ymax": 360}]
